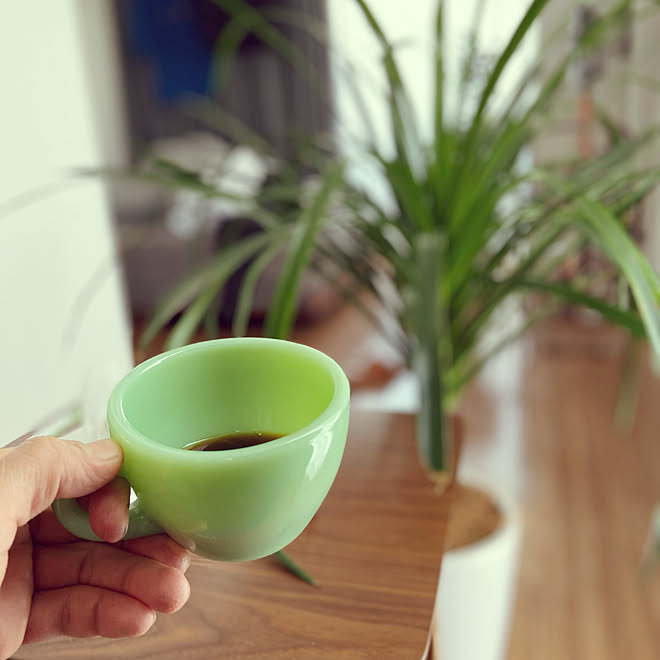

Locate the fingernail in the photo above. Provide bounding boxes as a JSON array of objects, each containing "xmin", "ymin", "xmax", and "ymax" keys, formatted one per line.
[{"xmin": 83, "ymin": 439, "xmax": 123, "ymax": 463}]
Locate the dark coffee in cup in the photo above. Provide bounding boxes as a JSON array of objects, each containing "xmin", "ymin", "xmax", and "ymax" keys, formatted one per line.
[{"xmin": 184, "ymin": 431, "xmax": 282, "ymax": 452}]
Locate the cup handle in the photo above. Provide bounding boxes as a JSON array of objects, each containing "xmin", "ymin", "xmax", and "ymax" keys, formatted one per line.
[{"xmin": 52, "ymin": 481, "xmax": 164, "ymax": 541}]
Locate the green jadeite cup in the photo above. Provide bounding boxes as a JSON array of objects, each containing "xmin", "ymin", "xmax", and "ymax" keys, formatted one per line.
[{"xmin": 53, "ymin": 338, "xmax": 350, "ymax": 561}]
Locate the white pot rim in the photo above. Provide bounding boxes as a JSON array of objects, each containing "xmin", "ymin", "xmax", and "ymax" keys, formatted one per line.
[{"xmin": 443, "ymin": 474, "xmax": 521, "ymax": 564}]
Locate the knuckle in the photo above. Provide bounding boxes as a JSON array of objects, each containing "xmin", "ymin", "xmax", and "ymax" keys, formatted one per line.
[
  {"xmin": 120, "ymin": 556, "xmax": 143, "ymax": 595},
  {"xmin": 11, "ymin": 436, "xmax": 64, "ymax": 523},
  {"xmin": 22, "ymin": 435, "xmax": 59, "ymax": 464},
  {"xmin": 158, "ymin": 567, "xmax": 190, "ymax": 613},
  {"xmin": 26, "ymin": 434, "xmax": 68, "ymax": 454}
]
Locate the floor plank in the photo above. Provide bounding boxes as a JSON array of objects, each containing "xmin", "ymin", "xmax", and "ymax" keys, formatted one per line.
[{"xmin": 504, "ymin": 323, "xmax": 660, "ymax": 660}]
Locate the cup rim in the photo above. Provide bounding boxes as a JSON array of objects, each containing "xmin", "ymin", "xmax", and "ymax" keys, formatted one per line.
[{"xmin": 107, "ymin": 337, "xmax": 350, "ymax": 458}]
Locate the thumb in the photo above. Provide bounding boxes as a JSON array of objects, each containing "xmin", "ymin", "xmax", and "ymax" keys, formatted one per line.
[{"xmin": 1, "ymin": 436, "xmax": 123, "ymax": 530}]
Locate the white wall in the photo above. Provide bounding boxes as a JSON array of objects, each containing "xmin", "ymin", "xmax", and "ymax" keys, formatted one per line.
[{"xmin": 0, "ymin": 1, "xmax": 133, "ymax": 444}]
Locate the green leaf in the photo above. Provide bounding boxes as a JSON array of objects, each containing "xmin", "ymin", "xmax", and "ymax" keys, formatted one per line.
[
  {"xmin": 529, "ymin": 169, "xmax": 660, "ymax": 357},
  {"xmin": 274, "ymin": 550, "xmax": 316, "ymax": 586},
  {"xmin": 410, "ymin": 233, "xmax": 450, "ymax": 471},
  {"xmin": 311, "ymin": 255, "xmax": 408, "ymax": 356},
  {"xmin": 456, "ymin": 0, "xmax": 550, "ymax": 172},
  {"xmin": 264, "ymin": 163, "xmax": 344, "ymax": 339},
  {"xmin": 454, "ymin": 221, "xmax": 571, "ymax": 358},
  {"xmin": 180, "ymin": 96, "xmax": 275, "ymax": 155},
  {"xmin": 232, "ymin": 237, "xmax": 286, "ymax": 337},
  {"xmin": 211, "ymin": 0, "xmax": 330, "ymax": 103},
  {"xmin": 81, "ymin": 162, "xmax": 282, "ymax": 232},
  {"xmin": 613, "ymin": 337, "xmax": 645, "ymax": 430},
  {"xmin": 164, "ymin": 279, "xmax": 226, "ymax": 351},
  {"xmin": 139, "ymin": 232, "xmax": 271, "ymax": 350},
  {"xmin": 336, "ymin": 61, "xmax": 380, "ymax": 150},
  {"xmin": 149, "ymin": 159, "xmax": 219, "ymax": 194},
  {"xmin": 314, "ymin": 241, "xmax": 380, "ymax": 301},
  {"xmin": 203, "ymin": 289, "xmax": 223, "ymax": 339},
  {"xmin": 353, "ymin": 0, "xmax": 426, "ymax": 184},
  {"xmin": 379, "ymin": 155, "xmax": 433, "ymax": 232},
  {"xmin": 454, "ymin": 0, "xmax": 489, "ymax": 123},
  {"xmin": 446, "ymin": 0, "xmax": 637, "ymax": 237},
  {"xmin": 573, "ymin": 196, "xmax": 660, "ymax": 357},
  {"xmin": 515, "ymin": 279, "xmax": 646, "ymax": 336},
  {"xmin": 452, "ymin": 297, "xmax": 555, "ymax": 393}
]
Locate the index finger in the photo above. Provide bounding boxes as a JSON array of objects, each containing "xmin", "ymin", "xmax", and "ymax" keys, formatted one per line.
[{"xmin": 31, "ymin": 478, "xmax": 130, "ymax": 544}]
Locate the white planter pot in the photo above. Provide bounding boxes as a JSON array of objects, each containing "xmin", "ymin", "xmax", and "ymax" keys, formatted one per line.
[{"xmin": 433, "ymin": 479, "xmax": 522, "ymax": 660}]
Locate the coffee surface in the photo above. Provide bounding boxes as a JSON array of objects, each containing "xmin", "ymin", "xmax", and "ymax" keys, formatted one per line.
[{"xmin": 184, "ymin": 431, "xmax": 282, "ymax": 452}]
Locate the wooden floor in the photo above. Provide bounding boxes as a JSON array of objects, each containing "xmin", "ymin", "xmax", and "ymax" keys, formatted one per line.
[
  {"xmin": 504, "ymin": 323, "xmax": 660, "ymax": 660},
  {"xmin": 288, "ymin": 304, "xmax": 660, "ymax": 660}
]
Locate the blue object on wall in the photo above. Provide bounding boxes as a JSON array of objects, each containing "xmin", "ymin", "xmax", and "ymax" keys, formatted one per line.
[{"xmin": 128, "ymin": 0, "xmax": 214, "ymax": 101}]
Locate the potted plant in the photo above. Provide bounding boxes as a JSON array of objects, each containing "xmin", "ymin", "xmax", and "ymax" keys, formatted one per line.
[{"xmin": 124, "ymin": 0, "xmax": 660, "ymax": 656}]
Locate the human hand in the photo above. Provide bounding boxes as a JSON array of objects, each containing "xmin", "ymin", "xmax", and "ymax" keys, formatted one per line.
[{"xmin": 0, "ymin": 436, "xmax": 191, "ymax": 659}]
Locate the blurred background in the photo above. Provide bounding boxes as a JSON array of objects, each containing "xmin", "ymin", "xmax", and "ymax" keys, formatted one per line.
[{"xmin": 2, "ymin": 1, "xmax": 660, "ymax": 659}]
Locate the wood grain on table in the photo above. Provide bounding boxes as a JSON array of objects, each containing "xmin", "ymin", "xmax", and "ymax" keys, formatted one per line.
[{"xmin": 16, "ymin": 411, "xmax": 448, "ymax": 660}]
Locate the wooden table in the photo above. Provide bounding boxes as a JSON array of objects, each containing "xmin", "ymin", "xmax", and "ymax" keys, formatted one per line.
[{"xmin": 16, "ymin": 411, "xmax": 449, "ymax": 660}]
